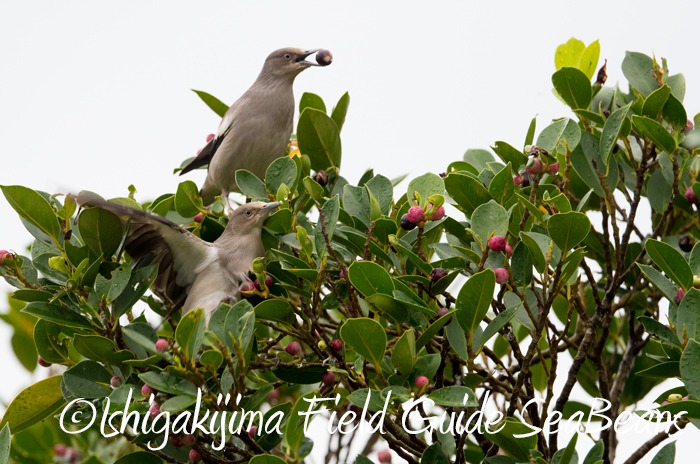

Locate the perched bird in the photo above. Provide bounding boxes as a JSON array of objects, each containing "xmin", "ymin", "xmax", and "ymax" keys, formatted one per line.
[
  {"xmin": 76, "ymin": 196, "xmax": 281, "ymax": 319},
  {"xmin": 180, "ymin": 47, "xmax": 325, "ymax": 210}
]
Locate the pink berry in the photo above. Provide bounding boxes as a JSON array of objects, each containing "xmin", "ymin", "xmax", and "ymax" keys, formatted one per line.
[
  {"xmin": 415, "ymin": 376, "xmax": 429, "ymax": 389},
  {"xmin": 437, "ymin": 307, "xmax": 448, "ymax": 317},
  {"xmin": 268, "ymin": 389, "xmax": 279, "ymax": 402},
  {"xmin": 316, "ymin": 49, "xmax": 333, "ymax": 66},
  {"xmin": 407, "ymin": 206, "xmax": 425, "ymax": 224},
  {"xmin": 182, "ymin": 434, "xmax": 196, "ymax": 447},
  {"xmin": 0, "ymin": 250, "xmax": 11, "ymax": 265},
  {"xmin": 686, "ymin": 186, "xmax": 700, "ymax": 204},
  {"xmin": 240, "ymin": 281, "xmax": 256, "ymax": 297},
  {"xmin": 494, "ymin": 268, "xmax": 509, "ymax": 285},
  {"xmin": 661, "ymin": 401, "xmax": 670, "ymax": 406},
  {"xmin": 677, "ymin": 288, "xmax": 686, "ymax": 302},
  {"xmin": 488, "ymin": 235, "xmax": 507, "ymax": 252},
  {"xmin": 189, "ymin": 449, "xmax": 201, "ymax": 463},
  {"xmin": 155, "ymin": 339, "xmax": 169, "ymax": 352},
  {"xmin": 505, "ymin": 244, "xmax": 513, "ymax": 258},
  {"xmin": 548, "ymin": 162, "xmax": 559, "ymax": 175},
  {"xmin": 206, "ymin": 133, "xmax": 215, "ymax": 143},
  {"xmin": 110, "ymin": 376, "xmax": 122, "ymax": 388},
  {"xmin": 513, "ymin": 176, "xmax": 521, "ymax": 186},
  {"xmin": 141, "ymin": 384, "xmax": 156, "ymax": 396},
  {"xmin": 38, "ymin": 356, "xmax": 52, "ymax": 368},
  {"xmin": 196, "ymin": 148, "xmax": 202, "ymax": 156},
  {"xmin": 331, "ymin": 339, "xmax": 343, "ymax": 351},
  {"xmin": 285, "ymin": 341, "xmax": 301, "ymax": 356},
  {"xmin": 248, "ymin": 426, "xmax": 257, "ymax": 439},
  {"xmin": 321, "ymin": 370, "xmax": 336, "ymax": 385},
  {"xmin": 193, "ymin": 213, "xmax": 204, "ymax": 223},
  {"xmin": 378, "ymin": 450, "xmax": 392, "ymax": 463},
  {"xmin": 54, "ymin": 444, "xmax": 67, "ymax": 456},
  {"xmin": 170, "ymin": 433, "xmax": 182, "ymax": 447},
  {"xmin": 526, "ymin": 158, "xmax": 544, "ymax": 175},
  {"xmin": 430, "ymin": 205, "xmax": 445, "ymax": 221},
  {"xmin": 686, "ymin": 120, "xmax": 694, "ymax": 134},
  {"xmin": 149, "ymin": 403, "xmax": 161, "ymax": 419},
  {"xmin": 683, "ymin": 396, "xmax": 689, "ymax": 401}
]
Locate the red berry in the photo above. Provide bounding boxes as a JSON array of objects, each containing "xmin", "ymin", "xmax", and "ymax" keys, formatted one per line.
[
  {"xmin": 316, "ymin": 49, "xmax": 333, "ymax": 66},
  {"xmin": 437, "ymin": 307, "xmax": 448, "ymax": 317},
  {"xmin": 321, "ymin": 370, "xmax": 336, "ymax": 385},
  {"xmin": 407, "ymin": 206, "xmax": 425, "ymax": 224},
  {"xmin": 206, "ymin": 133, "xmax": 215, "ymax": 143},
  {"xmin": 285, "ymin": 341, "xmax": 301, "ymax": 356},
  {"xmin": 54, "ymin": 444, "xmax": 67, "ymax": 456},
  {"xmin": 0, "ymin": 250, "xmax": 12, "ymax": 265},
  {"xmin": 430, "ymin": 205, "xmax": 445, "ymax": 221},
  {"xmin": 267, "ymin": 389, "xmax": 279, "ymax": 402},
  {"xmin": 488, "ymin": 236, "xmax": 507, "ymax": 253},
  {"xmin": 513, "ymin": 176, "xmax": 521, "ymax": 186},
  {"xmin": 548, "ymin": 162, "xmax": 559, "ymax": 175},
  {"xmin": 248, "ymin": 426, "xmax": 257, "ymax": 439},
  {"xmin": 170, "ymin": 433, "xmax": 182, "ymax": 447},
  {"xmin": 149, "ymin": 403, "xmax": 161, "ymax": 419},
  {"xmin": 110, "ymin": 376, "xmax": 122, "ymax": 388},
  {"xmin": 505, "ymin": 244, "xmax": 513, "ymax": 258},
  {"xmin": 400, "ymin": 214, "xmax": 417, "ymax": 231},
  {"xmin": 142, "ymin": 384, "xmax": 156, "ymax": 396},
  {"xmin": 494, "ymin": 268, "xmax": 509, "ymax": 285},
  {"xmin": 193, "ymin": 213, "xmax": 204, "ymax": 223},
  {"xmin": 415, "ymin": 376, "xmax": 429, "ymax": 389},
  {"xmin": 431, "ymin": 268, "xmax": 448, "ymax": 281},
  {"xmin": 331, "ymin": 339, "xmax": 343, "ymax": 351},
  {"xmin": 686, "ymin": 186, "xmax": 700, "ymax": 205},
  {"xmin": 38, "ymin": 356, "xmax": 52, "ymax": 368},
  {"xmin": 378, "ymin": 450, "xmax": 392, "ymax": 463},
  {"xmin": 527, "ymin": 158, "xmax": 544, "ymax": 175},
  {"xmin": 189, "ymin": 449, "xmax": 201, "ymax": 463},
  {"xmin": 155, "ymin": 339, "xmax": 169, "ymax": 352},
  {"xmin": 182, "ymin": 434, "xmax": 196, "ymax": 447},
  {"xmin": 677, "ymin": 288, "xmax": 686, "ymax": 302},
  {"xmin": 240, "ymin": 281, "xmax": 256, "ymax": 297}
]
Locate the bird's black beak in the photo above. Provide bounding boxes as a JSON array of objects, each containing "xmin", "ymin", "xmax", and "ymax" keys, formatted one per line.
[
  {"xmin": 258, "ymin": 201, "xmax": 282, "ymax": 216},
  {"xmin": 295, "ymin": 49, "xmax": 322, "ymax": 67}
]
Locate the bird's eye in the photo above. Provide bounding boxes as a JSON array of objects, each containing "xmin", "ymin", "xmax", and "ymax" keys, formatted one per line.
[
  {"xmin": 284, "ymin": 54, "xmax": 291, "ymax": 60},
  {"xmin": 245, "ymin": 210, "xmax": 252, "ymax": 217}
]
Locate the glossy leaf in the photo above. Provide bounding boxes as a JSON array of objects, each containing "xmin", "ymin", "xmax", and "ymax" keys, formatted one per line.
[
  {"xmin": 175, "ymin": 307, "xmax": 206, "ymax": 361},
  {"xmin": 552, "ymin": 67, "xmax": 591, "ymax": 109},
  {"xmin": 78, "ymin": 207, "xmax": 123, "ymax": 258},
  {"xmin": 600, "ymin": 103, "xmax": 632, "ymax": 167},
  {"xmin": 645, "ymin": 239, "xmax": 693, "ymax": 290},
  {"xmin": 455, "ymin": 269, "xmax": 496, "ymax": 335},
  {"xmin": 297, "ymin": 108, "xmax": 342, "ymax": 172},
  {"xmin": 0, "ymin": 376, "xmax": 64, "ymax": 434},
  {"xmin": 348, "ymin": 261, "xmax": 394, "ymax": 297},
  {"xmin": 1, "ymin": 185, "xmax": 61, "ymax": 244},
  {"xmin": 340, "ymin": 318, "xmax": 387, "ymax": 369},
  {"xmin": 548, "ymin": 211, "xmax": 590, "ymax": 252},
  {"xmin": 192, "ymin": 89, "xmax": 228, "ymax": 117},
  {"xmin": 631, "ymin": 115, "xmax": 677, "ymax": 154}
]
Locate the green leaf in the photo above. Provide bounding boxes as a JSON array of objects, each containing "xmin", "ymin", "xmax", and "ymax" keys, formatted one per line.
[
  {"xmin": 343, "ymin": 184, "xmax": 370, "ymax": 227},
  {"xmin": 347, "ymin": 389, "xmax": 386, "ymax": 412},
  {"xmin": 485, "ymin": 417, "xmax": 537, "ymax": 462},
  {"xmin": 348, "ymin": 261, "xmax": 394, "ymax": 297},
  {"xmin": 0, "ymin": 424, "xmax": 9, "ymax": 464},
  {"xmin": 631, "ymin": 115, "xmax": 677, "ymax": 154},
  {"xmin": 578, "ymin": 40, "xmax": 600, "ymax": 80},
  {"xmin": 525, "ymin": 117, "xmax": 537, "ymax": 146},
  {"xmin": 34, "ymin": 320, "xmax": 67, "ymax": 364},
  {"xmin": 265, "ymin": 156, "xmax": 298, "ymax": 194},
  {"xmin": 331, "ymin": 92, "xmax": 350, "ymax": 131},
  {"xmin": 548, "ymin": 211, "xmax": 590, "ymax": 252},
  {"xmin": 637, "ymin": 264, "xmax": 678, "ymax": 308},
  {"xmin": 138, "ymin": 371, "xmax": 197, "ymax": 396},
  {"xmin": 254, "ymin": 299, "xmax": 295, "ymax": 326},
  {"xmin": 455, "ymin": 270, "xmax": 496, "ymax": 335},
  {"xmin": 642, "ymin": 85, "xmax": 671, "ymax": 119},
  {"xmin": 681, "ymin": 339, "xmax": 700, "ymax": 400},
  {"xmin": 444, "ymin": 173, "xmax": 492, "ymax": 218},
  {"xmin": 662, "ymin": 93, "xmax": 687, "ymax": 131},
  {"xmin": 192, "ymin": 89, "xmax": 228, "ymax": 118},
  {"xmin": 175, "ymin": 307, "xmax": 206, "ymax": 361},
  {"xmin": 235, "ymin": 170, "xmax": 268, "ymax": 200},
  {"xmin": 95, "ymin": 264, "xmax": 131, "ymax": 303},
  {"xmin": 582, "ymin": 441, "xmax": 604, "ymax": 464},
  {"xmin": 114, "ymin": 451, "xmax": 163, "ymax": 464},
  {"xmin": 0, "ymin": 185, "xmax": 61, "ymax": 244},
  {"xmin": 647, "ymin": 168, "xmax": 672, "ymax": 214},
  {"xmin": 407, "ymin": 173, "xmax": 445, "ymax": 208},
  {"xmin": 520, "ymin": 232, "xmax": 550, "ymax": 274},
  {"xmin": 493, "ymin": 141, "xmax": 528, "ymax": 169},
  {"xmin": 112, "ymin": 265, "xmax": 158, "ymax": 318},
  {"xmin": 621, "ymin": 51, "xmax": 657, "ymax": 97},
  {"xmin": 340, "ymin": 318, "xmax": 387, "ymax": 369},
  {"xmin": 555, "ymin": 38, "xmax": 585, "ymax": 70},
  {"xmin": 174, "ymin": 180, "xmax": 204, "ymax": 217},
  {"xmin": 392, "ymin": 330, "xmax": 416, "ymax": 376},
  {"xmin": 488, "ymin": 163, "xmax": 515, "ymax": 205},
  {"xmin": 0, "ymin": 376, "xmax": 64, "ymax": 434},
  {"xmin": 315, "ymin": 195, "xmax": 340, "ymax": 257},
  {"xmin": 511, "ymin": 241, "xmax": 533, "ymax": 286},
  {"xmin": 366, "ymin": 174, "xmax": 394, "ymax": 215},
  {"xmin": 365, "ymin": 294, "xmax": 408, "ymax": 324},
  {"xmin": 650, "ymin": 442, "xmax": 676, "ymax": 464},
  {"xmin": 421, "ymin": 443, "xmax": 450, "ymax": 464},
  {"xmin": 552, "ymin": 67, "xmax": 592, "ymax": 110},
  {"xmin": 552, "ymin": 432, "xmax": 578, "ymax": 464},
  {"xmin": 297, "ymin": 108, "xmax": 342, "ymax": 172},
  {"xmin": 600, "ymin": 103, "xmax": 632, "ymax": 167},
  {"xmin": 480, "ymin": 305, "xmax": 519, "ymax": 347},
  {"xmin": 78, "ymin": 206, "xmax": 123, "ymax": 258},
  {"xmin": 428, "ymin": 386, "xmax": 477, "ymax": 407},
  {"xmin": 63, "ymin": 360, "xmax": 113, "ymax": 398},
  {"xmin": 676, "ymin": 288, "xmax": 700, "ymax": 344},
  {"xmin": 446, "ymin": 316, "xmax": 468, "ymax": 360},
  {"xmin": 463, "ymin": 149, "xmax": 496, "ymax": 173},
  {"xmin": 73, "ymin": 334, "xmax": 135, "ymax": 366},
  {"xmin": 249, "ymin": 455, "xmax": 287, "ymax": 464},
  {"xmin": 645, "ymin": 239, "xmax": 693, "ymax": 290},
  {"xmin": 285, "ymin": 391, "xmax": 320, "ymax": 453},
  {"xmin": 536, "ymin": 118, "xmax": 577, "ymax": 153},
  {"xmin": 471, "ymin": 200, "xmax": 509, "ymax": 249},
  {"xmin": 22, "ymin": 301, "xmax": 92, "ymax": 329},
  {"xmin": 299, "ymin": 92, "xmax": 326, "ymax": 114}
]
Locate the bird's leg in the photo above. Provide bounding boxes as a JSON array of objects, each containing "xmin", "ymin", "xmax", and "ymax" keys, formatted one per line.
[{"xmin": 222, "ymin": 190, "xmax": 234, "ymax": 215}]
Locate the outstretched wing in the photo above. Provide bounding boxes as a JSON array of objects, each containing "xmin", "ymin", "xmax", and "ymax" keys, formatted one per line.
[
  {"xmin": 76, "ymin": 196, "xmax": 217, "ymax": 307},
  {"xmin": 179, "ymin": 115, "xmax": 233, "ymax": 175}
]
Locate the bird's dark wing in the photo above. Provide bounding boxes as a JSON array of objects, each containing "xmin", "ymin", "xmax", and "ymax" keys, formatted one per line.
[
  {"xmin": 75, "ymin": 196, "xmax": 216, "ymax": 307},
  {"xmin": 179, "ymin": 120, "xmax": 233, "ymax": 175}
]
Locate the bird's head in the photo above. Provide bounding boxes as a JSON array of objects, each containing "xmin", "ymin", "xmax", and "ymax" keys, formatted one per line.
[
  {"xmin": 260, "ymin": 48, "xmax": 322, "ymax": 81},
  {"xmin": 227, "ymin": 201, "xmax": 282, "ymax": 235}
]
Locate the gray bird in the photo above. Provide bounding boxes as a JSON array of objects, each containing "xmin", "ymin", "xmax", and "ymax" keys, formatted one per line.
[
  {"xmin": 76, "ymin": 196, "xmax": 281, "ymax": 319},
  {"xmin": 180, "ymin": 47, "xmax": 324, "ymax": 210}
]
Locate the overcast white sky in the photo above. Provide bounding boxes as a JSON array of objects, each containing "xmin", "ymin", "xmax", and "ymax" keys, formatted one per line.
[{"xmin": 1, "ymin": 1, "xmax": 698, "ymax": 462}]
